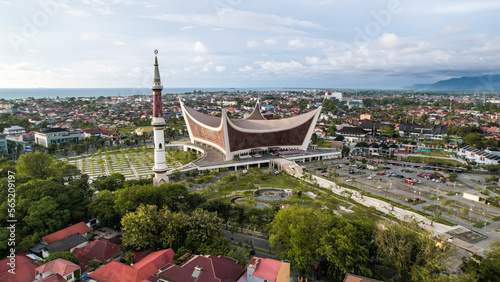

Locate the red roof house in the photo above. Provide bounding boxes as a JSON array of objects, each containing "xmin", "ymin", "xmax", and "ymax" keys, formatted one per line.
[
  {"xmin": 0, "ymin": 255, "xmax": 38, "ymax": 282},
  {"xmin": 156, "ymin": 255, "xmax": 245, "ymax": 282},
  {"xmin": 42, "ymin": 222, "xmax": 90, "ymax": 245},
  {"xmin": 35, "ymin": 258, "xmax": 81, "ymax": 282},
  {"xmin": 72, "ymin": 239, "xmax": 122, "ymax": 272},
  {"xmin": 244, "ymin": 257, "xmax": 290, "ymax": 282},
  {"xmin": 88, "ymin": 249, "xmax": 174, "ymax": 282}
]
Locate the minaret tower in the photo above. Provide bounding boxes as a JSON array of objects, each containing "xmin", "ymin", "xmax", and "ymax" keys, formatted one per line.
[{"xmin": 151, "ymin": 49, "xmax": 169, "ymax": 186}]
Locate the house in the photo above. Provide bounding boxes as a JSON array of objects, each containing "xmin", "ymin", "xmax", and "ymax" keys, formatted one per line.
[
  {"xmin": 88, "ymin": 248, "xmax": 175, "ymax": 282},
  {"xmin": 457, "ymin": 145, "xmax": 500, "ymax": 165},
  {"xmin": 398, "ymin": 123, "xmax": 448, "ymax": 141},
  {"xmin": 336, "ymin": 127, "xmax": 367, "ymax": 144},
  {"xmin": 42, "ymin": 222, "xmax": 90, "ymax": 245},
  {"xmin": 243, "ymin": 257, "xmax": 290, "ymax": 282},
  {"xmin": 155, "ymin": 255, "xmax": 245, "ymax": 282},
  {"xmin": 35, "ymin": 258, "xmax": 80, "ymax": 282},
  {"xmin": 43, "ymin": 234, "xmax": 88, "ymax": 258},
  {"xmin": 0, "ymin": 255, "xmax": 38, "ymax": 282},
  {"xmin": 347, "ymin": 100, "xmax": 363, "ymax": 109},
  {"xmin": 72, "ymin": 239, "xmax": 122, "ymax": 272}
]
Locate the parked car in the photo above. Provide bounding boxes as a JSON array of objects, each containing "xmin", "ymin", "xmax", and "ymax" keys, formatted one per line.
[
  {"xmin": 405, "ymin": 198, "xmax": 414, "ymax": 202},
  {"xmin": 414, "ymin": 198, "xmax": 420, "ymax": 202},
  {"xmin": 378, "ymin": 172, "xmax": 385, "ymax": 176},
  {"xmin": 417, "ymin": 174, "xmax": 422, "ymax": 177}
]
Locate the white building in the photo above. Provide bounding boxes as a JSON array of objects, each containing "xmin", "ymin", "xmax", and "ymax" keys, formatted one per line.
[
  {"xmin": 457, "ymin": 145, "xmax": 500, "ymax": 165},
  {"xmin": 463, "ymin": 190, "xmax": 491, "ymax": 204},
  {"xmin": 324, "ymin": 91, "xmax": 342, "ymax": 101},
  {"xmin": 3, "ymin": 125, "xmax": 26, "ymax": 136},
  {"xmin": 34, "ymin": 128, "xmax": 83, "ymax": 147}
]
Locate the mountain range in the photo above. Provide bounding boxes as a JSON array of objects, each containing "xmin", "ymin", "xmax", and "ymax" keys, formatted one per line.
[{"xmin": 404, "ymin": 75, "xmax": 500, "ymax": 91}]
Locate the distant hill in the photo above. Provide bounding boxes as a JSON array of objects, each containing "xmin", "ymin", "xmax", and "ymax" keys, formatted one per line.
[{"xmin": 405, "ymin": 75, "xmax": 500, "ymax": 91}]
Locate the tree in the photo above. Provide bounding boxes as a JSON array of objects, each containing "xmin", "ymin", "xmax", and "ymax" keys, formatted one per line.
[
  {"xmin": 342, "ymin": 146, "xmax": 350, "ymax": 157},
  {"xmin": 464, "ymin": 133, "xmax": 484, "ymax": 149},
  {"xmin": 125, "ymin": 252, "xmax": 136, "ymax": 265},
  {"xmin": 380, "ymin": 126, "xmax": 395, "ymax": 137},
  {"xmin": 185, "ymin": 209, "xmax": 228, "ymax": 255},
  {"xmin": 461, "ymin": 241, "xmax": 500, "ymax": 280},
  {"xmin": 94, "ymin": 173, "xmax": 125, "ymax": 191},
  {"xmin": 269, "ymin": 206, "xmax": 329, "ymax": 273},
  {"xmin": 45, "ymin": 251, "xmax": 78, "ymax": 264},
  {"xmin": 374, "ymin": 221, "xmax": 454, "ymax": 281},
  {"xmin": 157, "ymin": 209, "xmax": 189, "ymax": 250},
  {"xmin": 121, "ymin": 204, "xmax": 160, "ymax": 250},
  {"xmin": 16, "ymin": 152, "xmax": 58, "ymax": 179},
  {"xmin": 90, "ymin": 190, "xmax": 121, "ymax": 228},
  {"xmin": 448, "ymin": 172, "xmax": 458, "ymax": 182},
  {"xmin": 319, "ymin": 218, "xmax": 375, "ymax": 279}
]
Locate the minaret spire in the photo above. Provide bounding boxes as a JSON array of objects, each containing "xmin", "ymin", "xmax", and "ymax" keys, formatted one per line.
[{"xmin": 151, "ymin": 49, "xmax": 169, "ymax": 186}]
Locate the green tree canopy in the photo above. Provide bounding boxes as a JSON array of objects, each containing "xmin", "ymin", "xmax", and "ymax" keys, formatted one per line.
[
  {"xmin": 16, "ymin": 152, "xmax": 58, "ymax": 179},
  {"xmin": 269, "ymin": 206, "xmax": 330, "ymax": 272},
  {"xmin": 45, "ymin": 251, "xmax": 78, "ymax": 264}
]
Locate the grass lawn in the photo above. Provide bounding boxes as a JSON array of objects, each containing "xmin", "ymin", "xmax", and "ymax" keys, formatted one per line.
[
  {"xmin": 408, "ymin": 156, "xmax": 465, "ymax": 168},
  {"xmin": 314, "ymin": 139, "xmax": 333, "ymax": 148}
]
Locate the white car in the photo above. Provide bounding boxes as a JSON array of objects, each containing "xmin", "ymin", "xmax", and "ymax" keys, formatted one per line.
[
  {"xmin": 377, "ymin": 185, "xmax": 382, "ymax": 189},
  {"xmin": 367, "ymin": 177, "xmax": 373, "ymax": 180},
  {"xmin": 346, "ymin": 179, "xmax": 353, "ymax": 182}
]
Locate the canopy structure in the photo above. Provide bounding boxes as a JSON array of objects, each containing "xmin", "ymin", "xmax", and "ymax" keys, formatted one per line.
[{"xmin": 180, "ymin": 99, "xmax": 321, "ymax": 160}]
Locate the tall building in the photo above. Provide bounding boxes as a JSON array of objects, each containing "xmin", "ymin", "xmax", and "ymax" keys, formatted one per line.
[{"xmin": 151, "ymin": 50, "xmax": 169, "ymax": 186}]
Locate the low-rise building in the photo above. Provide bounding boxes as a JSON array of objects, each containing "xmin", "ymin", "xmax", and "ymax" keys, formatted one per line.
[
  {"xmin": 35, "ymin": 258, "xmax": 80, "ymax": 282},
  {"xmin": 35, "ymin": 128, "xmax": 83, "ymax": 147},
  {"xmin": 3, "ymin": 125, "xmax": 26, "ymax": 136},
  {"xmin": 244, "ymin": 257, "xmax": 290, "ymax": 282}
]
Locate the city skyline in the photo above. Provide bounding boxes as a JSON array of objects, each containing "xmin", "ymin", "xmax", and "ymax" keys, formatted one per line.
[{"xmin": 1, "ymin": 0, "xmax": 500, "ymax": 89}]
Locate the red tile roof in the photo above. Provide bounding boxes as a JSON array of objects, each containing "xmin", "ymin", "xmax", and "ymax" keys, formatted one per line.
[
  {"xmin": 36, "ymin": 258, "xmax": 80, "ymax": 277},
  {"xmin": 248, "ymin": 257, "xmax": 282, "ymax": 281},
  {"xmin": 72, "ymin": 239, "xmax": 122, "ymax": 272},
  {"xmin": 39, "ymin": 275, "xmax": 68, "ymax": 282},
  {"xmin": 88, "ymin": 249, "xmax": 175, "ymax": 282},
  {"xmin": 0, "ymin": 255, "xmax": 38, "ymax": 282},
  {"xmin": 42, "ymin": 222, "xmax": 89, "ymax": 245},
  {"xmin": 158, "ymin": 255, "xmax": 245, "ymax": 282}
]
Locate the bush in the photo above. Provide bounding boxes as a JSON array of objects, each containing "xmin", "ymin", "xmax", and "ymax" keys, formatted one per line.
[{"xmin": 473, "ymin": 221, "xmax": 489, "ymax": 228}]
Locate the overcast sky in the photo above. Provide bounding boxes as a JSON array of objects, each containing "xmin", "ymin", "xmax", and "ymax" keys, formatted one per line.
[{"xmin": 1, "ymin": 0, "xmax": 499, "ymax": 89}]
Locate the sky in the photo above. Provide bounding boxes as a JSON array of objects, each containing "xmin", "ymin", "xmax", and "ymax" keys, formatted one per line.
[{"xmin": 0, "ymin": 0, "xmax": 499, "ymax": 89}]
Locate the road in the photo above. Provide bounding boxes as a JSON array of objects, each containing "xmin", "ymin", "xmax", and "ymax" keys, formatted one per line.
[{"xmin": 223, "ymin": 230, "xmax": 278, "ymax": 259}]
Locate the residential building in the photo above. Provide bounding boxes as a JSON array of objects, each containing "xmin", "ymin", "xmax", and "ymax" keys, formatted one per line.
[
  {"xmin": 336, "ymin": 127, "xmax": 367, "ymax": 144},
  {"xmin": 359, "ymin": 114, "xmax": 371, "ymax": 120},
  {"xmin": 3, "ymin": 125, "xmax": 26, "ymax": 136},
  {"xmin": 244, "ymin": 257, "xmax": 290, "ymax": 282},
  {"xmin": 155, "ymin": 255, "xmax": 245, "ymax": 282},
  {"xmin": 34, "ymin": 128, "xmax": 83, "ymax": 147},
  {"xmin": 398, "ymin": 123, "xmax": 448, "ymax": 141},
  {"xmin": 0, "ymin": 255, "xmax": 38, "ymax": 282},
  {"xmin": 344, "ymin": 273, "xmax": 379, "ymax": 282},
  {"xmin": 35, "ymin": 258, "xmax": 80, "ymax": 282},
  {"xmin": 41, "ymin": 222, "xmax": 90, "ymax": 246},
  {"xmin": 347, "ymin": 99, "xmax": 363, "ymax": 109},
  {"xmin": 359, "ymin": 122, "xmax": 394, "ymax": 137},
  {"xmin": 88, "ymin": 249, "xmax": 175, "ymax": 282},
  {"xmin": 43, "ymin": 234, "xmax": 88, "ymax": 258},
  {"xmin": 72, "ymin": 239, "xmax": 122, "ymax": 272},
  {"xmin": 457, "ymin": 145, "xmax": 500, "ymax": 165}
]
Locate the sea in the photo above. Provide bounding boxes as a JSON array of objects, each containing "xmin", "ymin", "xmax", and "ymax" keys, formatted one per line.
[{"xmin": 0, "ymin": 87, "xmax": 313, "ymax": 100}]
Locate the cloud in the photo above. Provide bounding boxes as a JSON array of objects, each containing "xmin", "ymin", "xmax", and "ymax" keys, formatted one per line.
[
  {"xmin": 191, "ymin": 56, "xmax": 206, "ymax": 63},
  {"xmin": 141, "ymin": 8, "xmax": 322, "ymax": 33},
  {"xmin": 67, "ymin": 10, "xmax": 91, "ymax": 17},
  {"xmin": 215, "ymin": 66, "xmax": 226, "ymax": 73},
  {"xmin": 260, "ymin": 60, "xmax": 304, "ymax": 73},
  {"xmin": 433, "ymin": 1, "xmax": 500, "ymax": 14},
  {"xmin": 288, "ymin": 38, "xmax": 305, "ymax": 48},
  {"xmin": 194, "ymin": 41, "xmax": 208, "ymax": 53},
  {"xmin": 113, "ymin": 41, "xmax": 126, "ymax": 46},
  {"xmin": 440, "ymin": 25, "xmax": 470, "ymax": 35},
  {"xmin": 263, "ymin": 38, "xmax": 277, "ymax": 45},
  {"xmin": 238, "ymin": 66, "xmax": 254, "ymax": 72},
  {"xmin": 247, "ymin": 38, "xmax": 278, "ymax": 48},
  {"xmin": 379, "ymin": 33, "xmax": 400, "ymax": 49},
  {"xmin": 247, "ymin": 40, "xmax": 258, "ymax": 48}
]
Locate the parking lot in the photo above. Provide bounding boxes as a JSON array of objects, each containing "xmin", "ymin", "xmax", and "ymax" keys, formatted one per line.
[{"xmin": 303, "ymin": 158, "xmax": 500, "ymax": 236}]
